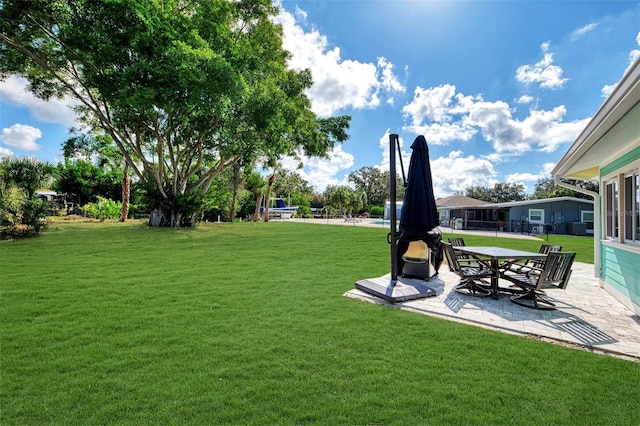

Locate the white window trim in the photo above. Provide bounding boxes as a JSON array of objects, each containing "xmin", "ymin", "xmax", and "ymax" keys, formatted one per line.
[
  {"xmin": 582, "ymin": 210, "xmax": 595, "ymax": 235},
  {"xmin": 602, "ymin": 159, "xmax": 640, "ymax": 245},
  {"xmin": 528, "ymin": 208, "xmax": 544, "ymax": 224}
]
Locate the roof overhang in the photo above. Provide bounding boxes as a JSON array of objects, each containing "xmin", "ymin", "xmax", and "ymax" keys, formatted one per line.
[
  {"xmin": 552, "ymin": 58, "xmax": 640, "ymax": 181},
  {"xmin": 439, "ymin": 197, "xmax": 592, "ymax": 210}
]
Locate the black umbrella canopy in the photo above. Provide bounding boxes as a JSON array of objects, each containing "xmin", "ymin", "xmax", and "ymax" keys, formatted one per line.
[
  {"xmin": 398, "ymin": 135, "xmax": 442, "ymax": 272},
  {"xmin": 400, "ymin": 135, "xmax": 439, "ymax": 236}
]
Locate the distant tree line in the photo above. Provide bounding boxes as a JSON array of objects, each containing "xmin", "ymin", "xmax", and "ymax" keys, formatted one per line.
[
  {"xmin": 1, "ymin": 150, "xmax": 599, "ymax": 239},
  {"xmin": 463, "ymin": 178, "xmax": 598, "ymax": 203}
]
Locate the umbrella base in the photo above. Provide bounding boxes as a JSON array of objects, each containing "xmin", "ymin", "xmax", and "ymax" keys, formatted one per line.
[{"xmin": 355, "ymin": 274, "xmax": 437, "ymax": 303}]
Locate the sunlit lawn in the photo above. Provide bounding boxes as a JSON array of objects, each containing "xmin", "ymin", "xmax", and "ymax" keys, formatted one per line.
[{"xmin": 1, "ymin": 221, "xmax": 637, "ymax": 425}]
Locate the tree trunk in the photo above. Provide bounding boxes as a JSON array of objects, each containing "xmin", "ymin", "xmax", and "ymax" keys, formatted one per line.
[
  {"xmin": 119, "ymin": 168, "xmax": 130, "ymax": 222},
  {"xmin": 264, "ymin": 171, "xmax": 276, "ymax": 223},
  {"xmin": 253, "ymin": 193, "xmax": 263, "ymax": 222},
  {"xmin": 230, "ymin": 164, "xmax": 241, "ymax": 222}
]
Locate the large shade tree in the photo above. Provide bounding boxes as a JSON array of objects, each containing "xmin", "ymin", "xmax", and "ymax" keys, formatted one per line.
[
  {"xmin": 348, "ymin": 166, "xmax": 404, "ymax": 207},
  {"xmin": 0, "ymin": 0, "xmax": 349, "ymax": 226}
]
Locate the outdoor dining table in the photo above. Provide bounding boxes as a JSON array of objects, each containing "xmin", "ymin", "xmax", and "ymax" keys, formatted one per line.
[{"xmin": 453, "ymin": 246, "xmax": 547, "ymax": 298}]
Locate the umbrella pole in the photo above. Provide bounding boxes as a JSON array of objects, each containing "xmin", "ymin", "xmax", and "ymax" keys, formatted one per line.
[{"xmin": 389, "ymin": 134, "xmax": 399, "ymax": 284}]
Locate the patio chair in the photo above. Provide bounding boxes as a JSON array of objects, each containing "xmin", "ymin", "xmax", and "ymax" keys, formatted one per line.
[
  {"xmin": 442, "ymin": 242, "xmax": 493, "ymax": 297},
  {"xmin": 447, "ymin": 237, "xmax": 488, "ymax": 268},
  {"xmin": 502, "ymin": 244, "xmax": 562, "ymax": 276},
  {"xmin": 500, "ymin": 251, "xmax": 576, "ymax": 310},
  {"xmin": 448, "ymin": 237, "xmax": 472, "ymax": 262},
  {"xmin": 448, "ymin": 237, "xmax": 466, "ymax": 247}
]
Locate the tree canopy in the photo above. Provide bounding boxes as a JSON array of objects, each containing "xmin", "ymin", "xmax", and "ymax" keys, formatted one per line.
[
  {"xmin": 532, "ymin": 177, "xmax": 598, "ymax": 200},
  {"xmin": 348, "ymin": 166, "xmax": 404, "ymax": 207},
  {"xmin": 0, "ymin": 0, "xmax": 349, "ymax": 226},
  {"xmin": 465, "ymin": 183, "xmax": 526, "ymax": 203}
]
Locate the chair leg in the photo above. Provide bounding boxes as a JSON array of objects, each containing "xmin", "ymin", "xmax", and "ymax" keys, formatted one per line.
[
  {"xmin": 510, "ymin": 290, "xmax": 556, "ymax": 310},
  {"xmin": 453, "ymin": 279, "xmax": 491, "ymax": 297}
]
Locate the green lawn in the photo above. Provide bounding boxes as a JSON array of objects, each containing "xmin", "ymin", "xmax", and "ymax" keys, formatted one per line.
[
  {"xmin": 1, "ymin": 221, "xmax": 637, "ymax": 425},
  {"xmin": 440, "ymin": 231, "xmax": 595, "ymax": 264}
]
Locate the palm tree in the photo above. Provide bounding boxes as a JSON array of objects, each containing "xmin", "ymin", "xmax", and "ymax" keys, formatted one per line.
[
  {"xmin": 1, "ymin": 156, "xmax": 55, "ymax": 199},
  {"xmin": 0, "ymin": 157, "xmax": 54, "ymax": 237},
  {"xmin": 326, "ymin": 185, "xmax": 350, "ymax": 218},
  {"xmin": 245, "ymin": 172, "xmax": 267, "ymax": 222},
  {"xmin": 346, "ymin": 190, "xmax": 367, "ymax": 218}
]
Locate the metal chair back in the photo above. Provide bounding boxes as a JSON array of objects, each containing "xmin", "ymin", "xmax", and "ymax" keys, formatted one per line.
[
  {"xmin": 530, "ymin": 244, "xmax": 562, "ymax": 269},
  {"xmin": 442, "ymin": 242, "xmax": 493, "ymax": 297},
  {"xmin": 448, "ymin": 237, "xmax": 466, "ymax": 247},
  {"xmin": 442, "ymin": 242, "xmax": 462, "ymax": 274},
  {"xmin": 537, "ymin": 251, "xmax": 575, "ymax": 290},
  {"xmin": 448, "ymin": 237, "xmax": 469, "ymax": 261}
]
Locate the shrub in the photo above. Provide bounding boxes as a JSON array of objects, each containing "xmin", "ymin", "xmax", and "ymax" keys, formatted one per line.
[
  {"xmin": 0, "ymin": 188, "xmax": 49, "ymax": 238},
  {"xmin": 369, "ymin": 205, "xmax": 384, "ymax": 217},
  {"xmin": 81, "ymin": 197, "xmax": 122, "ymax": 221}
]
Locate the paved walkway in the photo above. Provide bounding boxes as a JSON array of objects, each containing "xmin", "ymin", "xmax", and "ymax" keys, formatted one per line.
[
  {"xmin": 287, "ymin": 217, "xmax": 541, "ymax": 240},
  {"xmin": 345, "ymin": 261, "xmax": 640, "ymax": 361}
]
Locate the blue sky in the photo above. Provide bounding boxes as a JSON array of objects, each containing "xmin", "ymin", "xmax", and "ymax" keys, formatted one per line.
[{"xmin": 1, "ymin": 1, "xmax": 639, "ymax": 198}]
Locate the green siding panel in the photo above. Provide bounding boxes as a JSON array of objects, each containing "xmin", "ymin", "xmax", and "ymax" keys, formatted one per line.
[{"xmin": 600, "ymin": 245, "xmax": 640, "ymax": 308}]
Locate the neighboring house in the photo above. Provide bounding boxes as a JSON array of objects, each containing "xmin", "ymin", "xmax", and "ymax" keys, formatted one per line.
[
  {"xmin": 36, "ymin": 189, "xmax": 57, "ymax": 202},
  {"xmin": 437, "ymin": 195, "xmax": 593, "ymax": 235},
  {"xmin": 552, "ymin": 58, "xmax": 640, "ymax": 315},
  {"xmin": 435, "ymin": 195, "xmax": 486, "ymax": 228},
  {"xmin": 36, "ymin": 190, "xmax": 74, "ymax": 212}
]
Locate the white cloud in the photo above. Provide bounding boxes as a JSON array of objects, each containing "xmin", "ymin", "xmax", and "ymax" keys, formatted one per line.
[
  {"xmin": 505, "ymin": 162, "xmax": 556, "ymax": 185},
  {"xmin": 515, "ymin": 43, "xmax": 569, "ymax": 90},
  {"xmin": 274, "ymin": 6, "xmax": 405, "ymax": 116},
  {"xmin": 571, "ymin": 23, "xmax": 598, "ymax": 40},
  {"xmin": 375, "ymin": 130, "xmax": 412, "ymax": 175},
  {"xmin": 294, "ymin": 5, "xmax": 307, "ymax": 21},
  {"xmin": 401, "ymin": 84, "xmax": 479, "ymax": 144},
  {"xmin": 377, "ymin": 57, "xmax": 406, "ymax": 105},
  {"xmin": 0, "ymin": 147, "xmax": 14, "ymax": 158},
  {"xmin": 430, "ymin": 150, "xmax": 498, "ymax": 199},
  {"xmin": 373, "ymin": 132, "xmax": 498, "ymax": 199},
  {"xmin": 0, "ymin": 76, "xmax": 79, "ymax": 127},
  {"xmin": 281, "ymin": 145, "xmax": 355, "ymax": 192},
  {"xmin": 378, "ymin": 130, "xmax": 481, "ymax": 198},
  {"xmin": 516, "ymin": 95, "xmax": 535, "ymax": 104},
  {"xmin": 401, "ymin": 84, "xmax": 585, "ymax": 155},
  {"xmin": 523, "ymin": 108, "xmax": 590, "ymax": 153},
  {"xmin": 0, "ymin": 124, "xmax": 42, "ymax": 151}
]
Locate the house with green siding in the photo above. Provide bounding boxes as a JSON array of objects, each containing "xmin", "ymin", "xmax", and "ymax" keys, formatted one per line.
[{"xmin": 552, "ymin": 58, "xmax": 640, "ymax": 315}]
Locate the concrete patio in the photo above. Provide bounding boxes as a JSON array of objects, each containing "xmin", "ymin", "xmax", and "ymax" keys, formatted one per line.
[{"xmin": 345, "ymin": 261, "xmax": 640, "ymax": 361}]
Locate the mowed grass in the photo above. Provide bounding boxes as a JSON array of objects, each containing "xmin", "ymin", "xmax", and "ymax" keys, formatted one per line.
[
  {"xmin": 1, "ymin": 221, "xmax": 638, "ymax": 425},
  {"xmin": 440, "ymin": 232, "xmax": 595, "ymax": 264}
]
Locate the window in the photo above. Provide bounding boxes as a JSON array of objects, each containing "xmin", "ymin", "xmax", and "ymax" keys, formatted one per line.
[
  {"xmin": 605, "ymin": 180, "xmax": 618, "ymax": 239},
  {"xmin": 528, "ymin": 209, "xmax": 544, "ymax": 223},
  {"xmin": 637, "ymin": 174, "xmax": 640, "ymax": 241},
  {"xmin": 623, "ymin": 172, "xmax": 640, "ymax": 243},
  {"xmin": 582, "ymin": 211, "xmax": 594, "ymax": 233},
  {"xmin": 605, "ymin": 167, "xmax": 640, "ymax": 244}
]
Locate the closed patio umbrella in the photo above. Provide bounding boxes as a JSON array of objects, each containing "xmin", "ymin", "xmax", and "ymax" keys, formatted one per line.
[
  {"xmin": 397, "ymin": 135, "xmax": 442, "ymax": 273},
  {"xmin": 354, "ymin": 133, "xmax": 438, "ymax": 303}
]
